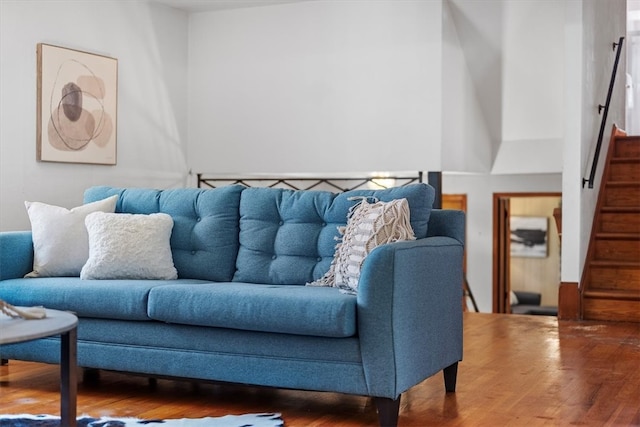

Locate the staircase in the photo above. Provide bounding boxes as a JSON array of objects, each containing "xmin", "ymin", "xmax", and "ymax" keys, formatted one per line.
[{"xmin": 582, "ymin": 127, "xmax": 640, "ymax": 322}]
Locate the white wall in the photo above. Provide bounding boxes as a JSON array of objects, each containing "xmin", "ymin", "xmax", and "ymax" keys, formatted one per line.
[
  {"xmin": 443, "ymin": 172, "xmax": 562, "ymax": 313},
  {"xmin": 628, "ymin": 2, "xmax": 640, "ymax": 135},
  {"xmin": 187, "ymin": 0, "xmax": 443, "ymax": 174},
  {"xmin": 443, "ymin": 0, "xmax": 626, "ymax": 292},
  {"xmin": 446, "ymin": 0, "xmax": 504, "ymax": 164},
  {"xmin": 446, "ymin": 0, "xmax": 566, "ymax": 175},
  {"xmin": 501, "ymin": 1, "xmax": 565, "ymax": 143},
  {"xmin": 571, "ymin": 0, "xmax": 626, "ymax": 284},
  {"xmin": 561, "ymin": 0, "xmax": 584, "ymax": 284},
  {"xmin": 0, "ymin": 0, "xmax": 627, "ymax": 304},
  {"xmin": 441, "ymin": 0, "xmax": 493, "ymax": 173},
  {"xmin": 492, "ymin": 0, "xmax": 565, "ymax": 174},
  {"xmin": 0, "ymin": 0, "xmax": 189, "ymax": 231}
]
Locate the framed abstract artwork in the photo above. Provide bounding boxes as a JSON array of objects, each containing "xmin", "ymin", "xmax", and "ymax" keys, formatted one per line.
[
  {"xmin": 37, "ymin": 43, "xmax": 118, "ymax": 165},
  {"xmin": 510, "ymin": 216, "xmax": 548, "ymax": 258}
]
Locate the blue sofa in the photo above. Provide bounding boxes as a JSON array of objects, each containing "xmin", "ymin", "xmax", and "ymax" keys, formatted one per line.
[{"xmin": 0, "ymin": 183, "xmax": 464, "ymax": 426}]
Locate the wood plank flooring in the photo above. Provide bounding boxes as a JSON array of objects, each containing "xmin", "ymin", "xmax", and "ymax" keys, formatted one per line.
[{"xmin": 1, "ymin": 313, "xmax": 639, "ymax": 426}]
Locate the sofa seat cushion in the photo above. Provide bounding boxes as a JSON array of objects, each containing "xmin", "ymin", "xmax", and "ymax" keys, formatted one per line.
[
  {"xmin": 147, "ymin": 283, "xmax": 357, "ymax": 338},
  {"xmin": 0, "ymin": 278, "xmax": 210, "ymax": 321}
]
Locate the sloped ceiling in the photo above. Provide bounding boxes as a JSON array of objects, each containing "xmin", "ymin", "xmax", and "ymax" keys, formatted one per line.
[
  {"xmin": 152, "ymin": 0, "xmax": 566, "ymax": 174},
  {"xmin": 446, "ymin": 0, "xmax": 565, "ymax": 174},
  {"xmin": 446, "ymin": 0, "xmax": 503, "ymax": 162}
]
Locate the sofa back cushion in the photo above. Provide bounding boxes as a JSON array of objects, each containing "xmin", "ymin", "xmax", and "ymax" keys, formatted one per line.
[
  {"xmin": 84, "ymin": 186, "xmax": 244, "ymax": 281},
  {"xmin": 233, "ymin": 183, "xmax": 434, "ymax": 285}
]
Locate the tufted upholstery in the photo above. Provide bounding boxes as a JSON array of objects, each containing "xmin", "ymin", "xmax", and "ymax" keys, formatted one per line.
[
  {"xmin": 85, "ymin": 184, "xmax": 434, "ymax": 286},
  {"xmin": 233, "ymin": 185, "xmax": 434, "ymax": 285},
  {"xmin": 84, "ymin": 186, "xmax": 245, "ymax": 281},
  {"xmin": 1, "ymin": 182, "xmax": 464, "ymax": 421}
]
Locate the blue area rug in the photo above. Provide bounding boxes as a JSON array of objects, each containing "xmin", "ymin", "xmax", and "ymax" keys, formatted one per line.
[{"xmin": 0, "ymin": 413, "xmax": 284, "ymax": 427}]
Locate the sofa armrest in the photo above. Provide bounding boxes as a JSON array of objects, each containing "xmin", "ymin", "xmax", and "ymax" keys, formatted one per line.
[
  {"xmin": 427, "ymin": 209, "xmax": 465, "ymax": 243},
  {"xmin": 356, "ymin": 236, "xmax": 464, "ymax": 398},
  {"xmin": 0, "ymin": 231, "xmax": 34, "ymax": 280}
]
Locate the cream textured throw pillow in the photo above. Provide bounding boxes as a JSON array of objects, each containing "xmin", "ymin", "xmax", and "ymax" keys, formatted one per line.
[
  {"xmin": 308, "ymin": 197, "xmax": 416, "ymax": 294},
  {"xmin": 24, "ymin": 195, "xmax": 118, "ymax": 278},
  {"xmin": 81, "ymin": 212, "xmax": 178, "ymax": 280}
]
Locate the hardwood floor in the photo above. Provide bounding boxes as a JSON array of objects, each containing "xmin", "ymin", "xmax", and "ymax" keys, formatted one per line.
[{"xmin": 1, "ymin": 313, "xmax": 639, "ymax": 426}]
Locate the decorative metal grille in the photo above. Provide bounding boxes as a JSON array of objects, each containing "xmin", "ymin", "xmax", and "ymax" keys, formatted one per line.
[{"xmin": 197, "ymin": 172, "xmax": 424, "ymax": 192}]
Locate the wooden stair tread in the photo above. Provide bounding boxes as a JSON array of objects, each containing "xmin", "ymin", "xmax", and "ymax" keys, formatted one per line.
[
  {"xmin": 589, "ymin": 260, "xmax": 640, "ymax": 267},
  {"xmin": 582, "ymin": 298, "xmax": 640, "ymax": 322},
  {"xmin": 611, "ymin": 157, "xmax": 640, "ymax": 162},
  {"xmin": 605, "ymin": 181, "xmax": 640, "ymax": 186},
  {"xmin": 601, "ymin": 206, "xmax": 640, "ymax": 213},
  {"xmin": 582, "ymin": 126, "xmax": 640, "ymax": 322},
  {"xmin": 595, "ymin": 232, "xmax": 640, "ymax": 239},
  {"xmin": 583, "ymin": 289, "xmax": 640, "ymax": 301}
]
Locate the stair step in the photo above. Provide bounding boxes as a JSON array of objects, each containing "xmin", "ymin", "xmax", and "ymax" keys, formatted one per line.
[
  {"xmin": 582, "ymin": 132, "xmax": 640, "ymax": 322},
  {"xmin": 604, "ymin": 182, "xmax": 640, "ymax": 207},
  {"xmin": 582, "ymin": 295, "xmax": 640, "ymax": 322},
  {"xmin": 589, "ymin": 260, "xmax": 640, "ymax": 267},
  {"xmin": 615, "ymin": 137, "xmax": 640, "ymax": 157},
  {"xmin": 599, "ymin": 211, "xmax": 640, "ymax": 233},
  {"xmin": 601, "ymin": 206, "xmax": 640, "ymax": 213},
  {"xmin": 588, "ymin": 263, "xmax": 640, "ymax": 291},
  {"xmin": 583, "ymin": 289, "xmax": 640, "ymax": 300},
  {"xmin": 609, "ymin": 158, "xmax": 640, "ymax": 182},
  {"xmin": 596, "ymin": 231, "xmax": 640, "ymax": 238},
  {"xmin": 593, "ymin": 238, "xmax": 640, "ymax": 262}
]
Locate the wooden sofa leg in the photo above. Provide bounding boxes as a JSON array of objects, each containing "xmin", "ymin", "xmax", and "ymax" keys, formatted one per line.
[
  {"xmin": 374, "ymin": 395, "xmax": 401, "ymax": 427},
  {"xmin": 443, "ymin": 361, "xmax": 458, "ymax": 392}
]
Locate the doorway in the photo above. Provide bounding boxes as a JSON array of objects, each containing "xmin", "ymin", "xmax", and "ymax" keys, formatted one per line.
[{"xmin": 493, "ymin": 193, "xmax": 562, "ymax": 313}]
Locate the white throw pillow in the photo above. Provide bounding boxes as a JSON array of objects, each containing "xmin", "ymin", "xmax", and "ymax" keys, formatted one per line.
[
  {"xmin": 81, "ymin": 212, "xmax": 178, "ymax": 280},
  {"xmin": 308, "ymin": 197, "xmax": 416, "ymax": 294},
  {"xmin": 510, "ymin": 291, "xmax": 519, "ymax": 306},
  {"xmin": 24, "ymin": 195, "xmax": 119, "ymax": 278}
]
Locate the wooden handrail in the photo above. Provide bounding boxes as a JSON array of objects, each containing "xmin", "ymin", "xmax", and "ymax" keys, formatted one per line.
[{"xmin": 583, "ymin": 36, "xmax": 625, "ymax": 189}]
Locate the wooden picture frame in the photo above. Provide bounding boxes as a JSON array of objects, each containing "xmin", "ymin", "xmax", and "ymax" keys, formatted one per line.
[{"xmin": 37, "ymin": 43, "xmax": 117, "ymax": 165}]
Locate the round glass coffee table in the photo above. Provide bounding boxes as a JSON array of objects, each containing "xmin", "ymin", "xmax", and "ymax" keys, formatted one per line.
[{"xmin": 0, "ymin": 308, "xmax": 78, "ymax": 425}]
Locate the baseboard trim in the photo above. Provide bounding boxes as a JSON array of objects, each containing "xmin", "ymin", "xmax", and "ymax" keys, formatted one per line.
[{"xmin": 558, "ymin": 282, "xmax": 581, "ymax": 320}]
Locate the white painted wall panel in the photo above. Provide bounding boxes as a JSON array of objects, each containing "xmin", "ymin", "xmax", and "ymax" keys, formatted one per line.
[
  {"xmin": 188, "ymin": 1, "xmax": 443, "ymax": 174},
  {"xmin": 443, "ymin": 172, "xmax": 562, "ymax": 313},
  {"xmin": 577, "ymin": 0, "xmax": 626, "ymax": 282},
  {"xmin": 442, "ymin": 0, "xmax": 493, "ymax": 173},
  {"xmin": 0, "ymin": 1, "xmax": 189, "ymax": 231},
  {"xmin": 502, "ymin": 0, "xmax": 565, "ymax": 142}
]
